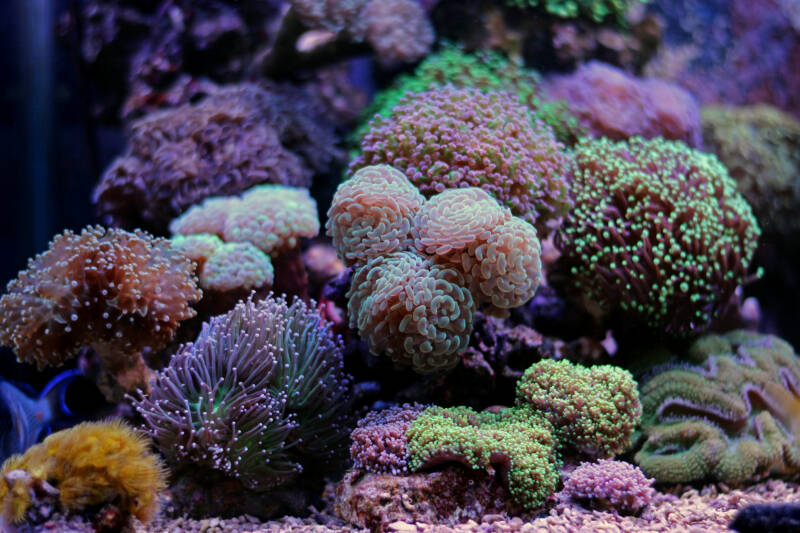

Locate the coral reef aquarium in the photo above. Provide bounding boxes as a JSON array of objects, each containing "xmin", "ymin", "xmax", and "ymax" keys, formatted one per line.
[{"xmin": 5, "ymin": 0, "xmax": 800, "ymax": 532}]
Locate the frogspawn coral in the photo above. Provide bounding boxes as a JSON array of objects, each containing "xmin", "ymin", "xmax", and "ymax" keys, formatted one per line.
[
  {"xmin": 132, "ymin": 295, "xmax": 351, "ymax": 516},
  {"xmin": 0, "ymin": 226, "xmax": 201, "ymax": 401},
  {"xmin": 555, "ymin": 137, "xmax": 760, "ymax": 336},
  {"xmin": 635, "ymin": 330, "xmax": 800, "ymax": 484},
  {"xmin": 351, "ymin": 86, "xmax": 570, "ymax": 237},
  {"xmin": 0, "ymin": 419, "xmax": 165, "ymax": 526}
]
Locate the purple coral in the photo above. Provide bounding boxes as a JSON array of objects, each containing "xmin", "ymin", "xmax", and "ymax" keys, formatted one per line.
[
  {"xmin": 350, "ymin": 403, "xmax": 425, "ymax": 475},
  {"xmin": 561, "ymin": 459, "xmax": 655, "ymax": 515}
]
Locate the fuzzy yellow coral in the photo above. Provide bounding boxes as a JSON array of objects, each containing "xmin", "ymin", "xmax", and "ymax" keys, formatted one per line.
[{"xmin": 0, "ymin": 419, "xmax": 166, "ymax": 525}]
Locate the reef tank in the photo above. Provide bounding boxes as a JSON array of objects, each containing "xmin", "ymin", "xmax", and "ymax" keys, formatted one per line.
[{"xmin": 2, "ymin": 0, "xmax": 800, "ymax": 532}]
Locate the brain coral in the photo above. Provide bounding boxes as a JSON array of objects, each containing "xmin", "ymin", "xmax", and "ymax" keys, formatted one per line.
[
  {"xmin": 503, "ymin": 0, "xmax": 646, "ymax": 22},
  {"xmin": 561, "ymin": 459, "xmax": 655, "ymax": 514},
  {"xmin": 326, "ymin": 165, "xmax": 425, "ymax": 267},
  {"xmin": 95, "ymin": 84, "xmax": 338, "ymax": 232},
  {"xmin": 351, "ymin": 86, "xmax": 570, "ymax": 237},
  {"xmin": 350, "ymin": 403, "xmax": 426, "ymax": 475},
  {"xmin": 701, "ymin": 104, "xmax": 800, "ymax": 240},
  {"xmin": 0, "ymin": 226, "xmax": 201, "ymax": 401},
  {"xmin": 636, "ymin": 331, "xmax": 800, "ymax": 484},
  {"xmin": 516, "ymin": 358, "xmax": 641, "ymax": 457},
  {"xmin": 406, "ymin": 406, "xmax": 560, "ymax": 510},
  {"xmin": 545, "ymin": 61, "xmax": 702, "ymax": 147},
  {"xmin": 555, "ymin": 137, "xmax": 760, "ymax": 336},
  {"xmin": 133, "ymin": 295, "xmax": 351, "ymax": 497},
  {"xmin": 347, "ymin": 251, "xmax": 475, "ymax": 373}
]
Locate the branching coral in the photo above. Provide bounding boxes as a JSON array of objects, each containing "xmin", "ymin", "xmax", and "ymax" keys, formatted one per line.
[
  {"xmin": 516, "ymin": 358, "xmax": 641, "ymax": 457},
  {"xmin": 701, "ymin": 104, "xmax": 800, "ymax": 240},
  {"xmin": 347, "ymin": 252, "xmax": 475, "ymax": 373},
  {"xmin": 503, "ymin": 0, "xmax": 647, "ymax": 23},
  {"xmin": 0, "ymin": 226, "xmax": 201, "ymax": 401},
  {"xmin": 95, "ymin": 84, "xmax": 338, "ymax": 232},
  {"xmin": 635, "ymin": 331, "xmax": 800, "ymax": 484},
  {"xmin": 351, "ymin": 86, "xmax": 570, "ymax": 237},
  {"xmin": 560, "ymin": 459, "xmax": 655, "ymax": 514},
  {"xmin": 350, "ymin": 403, "xmax": 426, "ymax": 475},
  {"xmin": 405, "ymin": 406, "xmax": 560, "ymax": 510},
  {"xmin": 0, "ymin": 419, "xmax": 166, "ymax": 526},
  {"xmin": 555, "ymin": 137, "xmax": 760, "ymax": 335},
  {"xmin": 132, "ymin": 295, "xmax": 351, "ymax": 502},
  {"xmin": 545, "ymin": 61, "xmax": 702, "ymax": 147}
]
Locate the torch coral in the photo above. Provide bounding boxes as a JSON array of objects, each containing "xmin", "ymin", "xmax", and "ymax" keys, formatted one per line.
[
  {"xmin": 406, "ymin": 406, "xmax": 560, "ymax": 510},
  {"xmin": 701, "ymin": 104, "xmax": 800, "ymax": 240},
  {"xmin": 516, "ymin": 358, "xmax": 641, "ymax": 457},
  {"xmin": 560, "ymin": 459, "xmax": 655, "ymax": 514},
  {"xmin": 95, "ymin": 84, "xmax": 338, "ymax": 232},
  {"xmin": 555, "ymin": 137, "xmax": 760, "ymax": 335},
  {"xmin": 351, "ymin": 86, "xmax": 570, "ymax": 237},
  {"xmin": 635, "ymin": 331, "xmax": 800, "ymax": 484},
  {"xmin": 0, "ymin": 226, "xmax": 201, "ymax": 401},
  {"xmin": 132, "ymin": 295, "xmax": 351, "ymax": 497},
  {"xmin": 503, "ymin": 0, "xmax": 647, "ymax": 23},
  {"xmin": 350, "ymin": 403, "xmax": 426, "ymax": 475},
  {"xmin": 544, "ymin": 61, "xmax": 703, "ymax": 147},
  {"xmin": 0, "ymin": 419, "xmax": 166, "ymax": 525},
  {"xmin": 347, "ymin": 252, "xmax": 475, "ymax": 373}
]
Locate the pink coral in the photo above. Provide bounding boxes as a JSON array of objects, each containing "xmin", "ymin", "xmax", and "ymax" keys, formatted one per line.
[
  {"xmin": 561, "ymin": 459, "xmax": 655, "ymax": 515},
  {"xmin": 350, "ymin": 403, "xmax": 425, "ymax": 475},
  {"xmin": 362, "ymin": 0, "xmax": 434, "ymax": 65}
]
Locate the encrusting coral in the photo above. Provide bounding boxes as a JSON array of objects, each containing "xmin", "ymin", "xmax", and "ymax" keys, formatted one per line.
[
  {"xmin": 555, "ymin": 136, "xmax": 760, "ymax": 336},
  {"xmin": 0, "ymin": 226, "xmax": 201, "ymax": 402},
  {"xmin": 559, "ymin": 459, "xmax": 655, "ymax": 515},
  {"xmin": 351, "ymin": 86, "xmax": 570, "ymax": 237},
  {"xmin": 0, "ymin": 419, "xmax": 166, "ymax": 527},
  {"xmin": 132, "ymin": 295, "xmax": 352, "ymax": 517},
  {"xmin": 635, "ymin": 330, "xmax": 800, "ymax": 485}
]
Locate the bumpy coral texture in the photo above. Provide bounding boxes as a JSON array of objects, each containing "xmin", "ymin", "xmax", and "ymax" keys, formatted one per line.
[
  {"xmin": 361, "ymin": 0, "xmax": 434, "ymax": 65},
  {"xmin": 701, "ymin": 104, "xmax": 800, "ymax": 240},
  {"xmin": 351, "ymin": 86, "xmax": 570, "ymax": 237},
  {"xmin": 326, "ymin": 165, "xmax": 425, "ymax": 267},
  {"xmin": 350, "ymin": 403, "xmax": 425, "ymax": 475},
  {"xmin": 290, "ymin": 0, "xmax": 370, "ymax": 38},
  {"xmin": 95, "ymin": 84, "xmax": 337, "ymax": 232},
  {"xmin": 635, "ymin": 331, "xmax": 800, "ymax": 484},
  {"xmin": 0, "ymin": 419, "xmax": 166, "ymax": 524},
  {"xmin": 545, "ymin": 62, "xmax": 703, "ymax": 147},
  {"xmin": 0, "ymin": 226, "xmax": 201, "ymax": 369},
  {"xmin": 516, "ymin": 358, "xmax": 641, "ymax": 457},
  {"xmin": 347, "ymin": 251, "xmax": 475, "ymax": 373},
  {"xmin": 561, "ymin": 459, "xmax": 655, "ymax": 514},
  {"xmin": 133, "ymin": 296, "xmax": 351, "ymax": 493},
  {"xmin": 503, "ymin": 0, "xmax": 645, "ymax": 22},
  {"xmin": 555, "ymin": 137, "xmax": 760, "ymax": 335},
  {"xmin": 170, "ymin": 233, "xmax": 224, "ymax": 265},
  {"xmin": 406, "ymin": 406, "xmax": 560, "ymax": 510}
]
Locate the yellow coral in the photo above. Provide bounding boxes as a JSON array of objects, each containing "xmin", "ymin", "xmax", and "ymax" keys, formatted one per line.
[{"xmin": 0, "ymin": 419, "xmax": 166, "ymax": 525}]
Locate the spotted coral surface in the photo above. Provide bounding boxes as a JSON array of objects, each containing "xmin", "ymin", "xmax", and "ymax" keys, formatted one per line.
[
  {"xmin": 133, "ymin": 295, "xmax": 352, "ymax": 493},
  {"xmin": 635, "ymin": 331, "xmax": 800, "ymax": 484},
  {"xmin": 561, "ymin": 459, "xmax": 655, "ymax": 514},
  {"xmin": 351, "ymin": 86, "xmax": 570, "ymax": 237},
  {"xmin": 555, "ymin": 137, "xmax": 760, "ymax": 336},
  {"xmin": 361, "ymin": 0, "xmax": 434, "ymax": 65},
  {"xmin": 350, "ymin": 403, "xmax": 426, "ymax": 475},
  {"xmin": 517, "ymin": 359, "xmax": 641, "ymax": 457}
]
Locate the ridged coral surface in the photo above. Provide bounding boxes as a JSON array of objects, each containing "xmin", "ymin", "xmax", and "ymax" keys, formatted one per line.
[
  {"xmin": 351, "ymin": 86, "xmax": 570, "ymax": 237},
  {"xmin": 556, "ymin": 137, "xmax": 760, "ymax": 335}
]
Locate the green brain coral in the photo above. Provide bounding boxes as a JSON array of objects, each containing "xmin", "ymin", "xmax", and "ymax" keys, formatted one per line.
[
  {"xmin": 502, "ymin": 0, "xmax": 647, "ymax": 23},
  {"xmin": 635, "ymin": 331, "xmax": 800, "ymax": 484}
]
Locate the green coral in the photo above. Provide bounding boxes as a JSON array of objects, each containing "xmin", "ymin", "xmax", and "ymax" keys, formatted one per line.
[
  {"xmin": 635, "ymin": 331, "xmax": 800, "ymax": 484},
  {"xmin": 701, "ymin": 105, "xmax": 800, "ymax": 242},
  {"xmin": 406, "ymin": 406, "xmax": 560, "ymax": 510},
  {"xmin": 354, "ymin": 45, "xmax": 580, "ymax": 145},
  {"xmin": 516, "ymin": 359, "xmax": 641, "ymax": 457},
  {"xmin": 502, "ymin": 0, "xmax": 647, "ymax": 23}
]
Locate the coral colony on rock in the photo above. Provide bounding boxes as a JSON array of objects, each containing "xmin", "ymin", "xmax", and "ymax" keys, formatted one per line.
[{"xmin": 4, "ymin": 0, "xmax": 800, "ymax": 532}]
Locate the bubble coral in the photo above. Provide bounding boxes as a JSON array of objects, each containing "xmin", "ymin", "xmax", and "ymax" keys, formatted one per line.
[
  {"xmin": 350, "ymin": 403, "xmax": 426, "ymax": 475},
  {"xmin": 351, "ymin": 86, "xmax": 571, "ymax": 237},
  {"xmin": 561, "ymin": 459, "xmax": 655, "ymax": 515},
  {"xmin": 503, "ymin": 0, "xmax": 647, "ymax": 23},
  {"xmin": 555, "ymin": 137, "xmax": 760, "ymax": 336},
  {"xmin": 132, "ymin": 295, "xmax": 352, "ymax": 497},
  {"xmin": 0, "ymin": 419, "xmax": 166, "ymax": 526},
  {"xmin": 635, "ymin": 331, "xmax": 800, "ymax": 484},
  {"xmin": 347, "ymin": 251, "xmax": 475, "ymax": 373},
  {"xmin": 0, "ymin": 226, "xmax": 201, "ymax": 401},
  {"xmin": 516, "ymin": 358, "xmax": 641, "ymax": 457},
  {"xmin": 405, "ymin": 406, "xmax": 560, "ymax": 510},
  {"xmin": 701, "ymin": 104, "xmax": 800, "ymax": 241},
  {"xmin": 544, "ymin": 61, "xmax": 703, "ymax": 147},
  {"xmin": 95, "ymin": 84, "xmax": 338, "ymax": 232}
]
